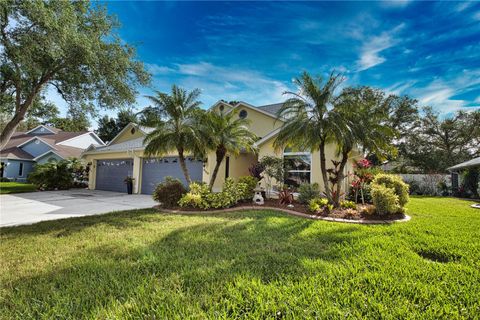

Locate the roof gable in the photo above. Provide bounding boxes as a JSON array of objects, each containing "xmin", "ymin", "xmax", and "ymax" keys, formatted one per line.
[
  {"xmin": 107, "ymin": 123, "xmax": 153, "ymax": 146},
  {"xmin": 26, "ymin": 125, "xmax": 58, "ymax": 135}
]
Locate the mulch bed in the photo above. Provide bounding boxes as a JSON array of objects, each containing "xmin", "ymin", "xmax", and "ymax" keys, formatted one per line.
[{"xmin": 156, "ymin": 199, "xmax": 408, "ymax": 224}]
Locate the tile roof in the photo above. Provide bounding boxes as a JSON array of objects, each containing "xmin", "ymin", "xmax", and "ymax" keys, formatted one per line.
[{"xmin": 0, "ymin": 130, "xmax": 89, "ymax": 160}]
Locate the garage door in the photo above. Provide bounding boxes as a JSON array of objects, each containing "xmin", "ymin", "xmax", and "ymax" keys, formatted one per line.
[
  {"xmin": 95, "ymin": 159, "xmax": 134, "ymax": 192},
  {"xmin": 141, "ymin": 157, "xmax": 203, "ymax": 194}
]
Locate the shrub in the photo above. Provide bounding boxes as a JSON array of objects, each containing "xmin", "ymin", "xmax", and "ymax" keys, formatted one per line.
[
  {"xmin": 278, "ymin": 188, "xmax": 294, "ymax": 205},
  {"xmin": 340, "ymin": 200, "xmax": 357, "ymax": 209},
  {"xmin": 371, "ymin": 184, "xmax": 400, "ymax": 215},
  {"xmin": 308, "ymin": 197, "xmax": 329, "ymax": 213},
  {"xmin": 237, "ymin": 176, "xmax": 258, "ymax": 201},
  {"xmin": 179, "ymin": 178, "xmax": 246, "ymax": 210},
  {"xmin": 152, "ymin": 177, "xmax": 187, "ymax": 207},
  {"xmin": 298, "ymin": 183, "xmax": 320, "ymax": 204},
  {"xmin": 28, "ymin": 160, "xmax": 75, "ymax": 190},
  {"xmin": 0, "ymin": 177, "xmax": 11, "ymax": 182},
  {"xmin": 372, "ymin": 174, "xmax": 409, "ymax": 207}
]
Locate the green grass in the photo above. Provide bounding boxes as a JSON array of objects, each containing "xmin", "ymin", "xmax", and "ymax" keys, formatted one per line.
[
  {"xmin": 0, "ymin": 182, "xmax": 36, "ymax": 194},
  {"xmin": 1, "ymin": 197, "xmax": 479, "ymax": 319}
]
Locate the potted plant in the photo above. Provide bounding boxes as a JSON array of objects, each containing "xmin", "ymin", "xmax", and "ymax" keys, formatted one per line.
[{"xmin": 124, "ymin": 176, "xmax": 135, "ymax": 194}]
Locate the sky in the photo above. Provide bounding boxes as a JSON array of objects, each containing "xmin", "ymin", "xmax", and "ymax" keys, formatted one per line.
[{"xmin": 49, "ymin": 1, "xmax": 480, "ymax": 123}]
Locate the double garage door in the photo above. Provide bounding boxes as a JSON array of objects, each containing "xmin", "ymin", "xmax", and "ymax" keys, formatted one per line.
[
  {"xmin": 141, "ymin": 157, "xmax": 203, "ymax": 194},
  {"xmin": 95, "ymin": 157, "xmax": 202, "ymax": 194}
]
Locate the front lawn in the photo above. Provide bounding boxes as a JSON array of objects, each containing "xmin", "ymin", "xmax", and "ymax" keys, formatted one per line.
[
  {"xmin": 0, "ymin": 182, "xmax": 36, "ymax": 194},
  {"xmin": 1, "ymin": 197, "xmax": 479, "ymax": 319}
]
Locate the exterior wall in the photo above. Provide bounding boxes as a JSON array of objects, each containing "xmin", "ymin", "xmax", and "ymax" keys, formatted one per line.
[
  {"xmin": 234, "ymin": 105, "xmax": 283, "ymax": 138},
  {"xmin": 36, "ymin": 152, "xmax": 63, "ymax": 164},
  {"xmin": 113, "ymin": 127, "xmax": 145, "ymax": 144},
  {"xmin": 57, "ymin": 133, "xmax": 104, "ymax": 149},
  {"xmin": 203, "ymin": 152, "xmax": 257, "ymax": 192},
  {"xmin": 1, "ymin": 159, "xmax": 35, "ymax": 181},
  {"xmin": 20, "ymin": 139, "xmax": 53, "ymax": 157}
]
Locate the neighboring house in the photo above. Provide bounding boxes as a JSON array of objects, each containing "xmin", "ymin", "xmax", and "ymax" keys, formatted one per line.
[
  {"xmin": 82, "ymin": 101, "xmax": 359, "ymax": 195},
  {"xmin": 0, "ymin": 125, "xmax": 105, "ymax": 181},
  {"xmin": 447, "ymin": 157, "xmax": 480, "ymax": 190}
]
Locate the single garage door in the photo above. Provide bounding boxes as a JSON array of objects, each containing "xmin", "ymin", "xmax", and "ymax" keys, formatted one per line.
[
  {"xmin": 141, "ymin": 157, "xmax": 203, "ymax": 194},
  {"xmin": 96, "ymin": 159, "xmax": 134, "ymax": 192}
]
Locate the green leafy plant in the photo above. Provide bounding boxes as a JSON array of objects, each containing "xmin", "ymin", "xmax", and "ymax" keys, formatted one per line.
[
  {"xmin": 259, "ymin": 156, "xmax": 285, "ymax": 198},
  {"xmin": 179, "ymin": 178, "xmax": 247, "ymax": 209},
  {"xmin": 308, "ymin": 197, "xmax": 329, "ymax": 213},
  {"xmin": 297, "ymin": 183, "xmax": 320, "ymax": 204},
  {"xmin": 372, "ymin": 174, "xmax": 409, "ymax": 207},
  {"xmin": 28, "ymin": 159, "xmax": 76, "ymax": 190},
  {"xmin": 340, "ymin": 200, "xmax": 357, "ymax": 209},
  {"xmin": 238, "ymin": 176, "xmax": 258, "ymax": 201},
  {"xmin": 152, "ymin": 177, "xmax": 187, "ymax": 208},
  {"xmin": 371, "ymin": 184, "xmax": 400, "ymax": 215}
]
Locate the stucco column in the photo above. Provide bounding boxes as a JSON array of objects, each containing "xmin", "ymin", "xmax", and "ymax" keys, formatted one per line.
[
  {"xmin": 88, "ymin": 159, "xmax": 96, "ymax": 190},
  {"xmin": 132, "ymin": 154, "xmax": 142, "ymax": 194}
]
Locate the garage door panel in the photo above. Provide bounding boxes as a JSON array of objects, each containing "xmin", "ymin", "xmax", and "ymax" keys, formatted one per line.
[
  {"xmin": 95, "ymin": 159, "xmax": 133, "ymax": 192},
  {"xmin": 141, "ymin": 157, "xmax": 203, "ymax": 194}
]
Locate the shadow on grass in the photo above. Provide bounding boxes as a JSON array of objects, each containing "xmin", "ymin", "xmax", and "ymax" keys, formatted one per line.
[{"xmin": 1, "ymin": 210, "xmax": 367, "ymax": 318}]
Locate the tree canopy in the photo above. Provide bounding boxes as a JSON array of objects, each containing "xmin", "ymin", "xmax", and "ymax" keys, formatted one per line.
[{"xmin": 0, "ymin": 0, "xmax": 150, "ymax": 148}]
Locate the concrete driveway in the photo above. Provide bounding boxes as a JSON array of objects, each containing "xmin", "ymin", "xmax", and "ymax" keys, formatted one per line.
[{"xmin": 0, "ymin": 189, "xmax": 156, "ymax": 227}]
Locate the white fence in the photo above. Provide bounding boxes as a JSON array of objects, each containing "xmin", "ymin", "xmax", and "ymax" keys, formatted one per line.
[{"xmin": 399, "ymin": 174, "xmax": 451, "ymax": 195}]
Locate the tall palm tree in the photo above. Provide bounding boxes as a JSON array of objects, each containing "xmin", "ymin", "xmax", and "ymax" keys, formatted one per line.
[
  {"xmin": 198, "ymin": 110, "xmax": 257, "ymax": 189},
  {"xmin": 143, "ymin": 85, "xmax": 203, "ymax": 185},
  {"xmin": 274, "ymin": 71, "xmax": 344, "ymax": 204},
  {"xmin": 332, "ymin": 87, "xmax": 397, "ymax": 203}
]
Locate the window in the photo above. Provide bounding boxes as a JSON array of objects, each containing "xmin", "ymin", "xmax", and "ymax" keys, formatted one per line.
[
  {"xmin": 283, "ymin": 149, "xmax": 311, "ymax": 189},
  {"xmin": 18, "ymin": 163, "xmax": 24, "ymax": 177},
  {"xmin": 239, "ymin": 109, "xmax": 248, "ymax": 119}
]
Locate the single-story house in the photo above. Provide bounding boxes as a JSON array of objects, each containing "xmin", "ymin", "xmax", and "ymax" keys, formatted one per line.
[
  {"xmin": 447, "ymin": 156, "xmax": 480, "ymax": 190},
  {"xmin": 0, "ymin": 125, "xmax": 105, "ymax": 181},
  {"xmin": 82, "ymin": 101, "xmax": 359, "ymax": 195}
]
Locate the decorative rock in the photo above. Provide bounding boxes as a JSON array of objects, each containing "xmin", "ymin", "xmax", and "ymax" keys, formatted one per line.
[{"xmin": 287, "ymin": 204, "xmax": 294, "ymax": 208}]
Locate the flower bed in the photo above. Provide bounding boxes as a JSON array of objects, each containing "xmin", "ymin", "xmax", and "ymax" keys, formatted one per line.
[{"xmin": 156, "ymin": 199, "xmax": 408, "ymax": 223}]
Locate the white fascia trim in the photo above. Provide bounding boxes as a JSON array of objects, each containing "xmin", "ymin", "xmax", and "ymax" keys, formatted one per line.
[
  {"xmin": 82, "ymin": 147, "xmax": 145, "ymax": 156},
  {"xmin": 0, "ymin": 157, "xmax": 35, "ymax": 162},
  {"xmin": 17, "ymin": 136, "xmax": 57, "ymax": 150},
  {"xmin": 253, "ymin": 127, "xmax": 282, "ymax": 147},
  {"xmin": 57, "ymin": 132, "xmax": 106, "ymax": 146},
  {"xmin": 33, "ymin": 150, "xmax": 65, "ymax": 161},
  {"xmin": 26, "ymin": 124, "xmax": 56, "ymax": 134},
  {"xmin": 208, "ymin": 100, "xmax": 235, "ymax": 111}
]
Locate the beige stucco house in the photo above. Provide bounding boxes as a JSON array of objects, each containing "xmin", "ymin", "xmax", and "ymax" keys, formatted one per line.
[{"xmin": 82, "ymin": 101, "xmax": 359, "ymax": 195}]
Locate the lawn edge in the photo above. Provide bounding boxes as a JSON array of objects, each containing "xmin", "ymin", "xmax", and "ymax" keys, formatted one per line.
[{"xmin": 157, "ymin": 206, "xmax": 411, "ymax": 224}]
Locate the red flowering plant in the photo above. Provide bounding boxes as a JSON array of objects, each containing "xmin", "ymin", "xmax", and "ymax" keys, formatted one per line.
[{"xmin": 349, "ymin": 159, "xmax": 383, "ymax": 204}]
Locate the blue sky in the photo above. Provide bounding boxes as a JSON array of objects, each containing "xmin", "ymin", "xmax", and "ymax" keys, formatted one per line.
[{"xmin": 50, "ymin": 1, "xmax": 480, "ymax": 122}]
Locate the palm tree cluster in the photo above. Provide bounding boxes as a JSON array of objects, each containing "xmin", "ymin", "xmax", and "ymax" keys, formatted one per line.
[
  {"xmin": 274, "ymin": 72, "xmax": 397, "ymax": 207},
  {"xmin": 143, "ymin": 85, "xmax": 256, "ymax": 187}
]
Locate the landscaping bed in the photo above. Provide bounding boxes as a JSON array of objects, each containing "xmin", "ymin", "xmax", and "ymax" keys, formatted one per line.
[{"xmin": 159, "ymin": 199, "xmax": 407, "ymax": 223}]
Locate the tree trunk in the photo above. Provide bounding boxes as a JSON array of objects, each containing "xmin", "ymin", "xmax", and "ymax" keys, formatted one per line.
[
  {"xmin": 334, "ymin": 149, "xmax": 350, "ymax": 207},
  {"xmin": 177, "ymin": 147, "xmax": 192, "ymax": 185},
  {"xmin": 319, "ymin": 140, "xmax": 333, "ymax": 204},
  {"xmin": 0, "ymin": 103, "xmax": 29, "ymax": 149},
  {"xmin": 208, "ymin": 146, "xmax": 226, "ymax": 190}
]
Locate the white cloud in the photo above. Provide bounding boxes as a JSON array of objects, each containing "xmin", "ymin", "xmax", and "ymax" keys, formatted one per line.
[
  {"xmin": 144, "ymin": 63, "xmax": 175, "ymax": 75},
  {"xmin": 148, "ymin": 61, "xmax": 291, "ymax": 107},
  {"xmin": 356, "ymin": 24, "xmax": 404, "ymax": 71}
]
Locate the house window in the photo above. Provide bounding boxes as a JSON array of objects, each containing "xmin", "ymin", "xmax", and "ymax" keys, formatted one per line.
[
  {"xmin": 239, "ymin": 109, "xmax": 248, "ymax": 119},
  {"xmin": 283, "ymin": 148, "xmax": 311, "ymax": 189},
  {"xmin": 18, "ymin": 163, "xmax": 24, "ymax": 177}
]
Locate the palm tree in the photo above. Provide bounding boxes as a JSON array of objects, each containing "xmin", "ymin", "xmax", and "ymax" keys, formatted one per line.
[
  {"xmin": 273, "ymin": 71, "xmax": 344, "ymax": 204},
  {"xmin": 143, "ymin": 85, "xmax": 203, "ymax": 185},
  {"xmin": 199, "ymin": 110, "xmax": 257, "ymax": 189}
]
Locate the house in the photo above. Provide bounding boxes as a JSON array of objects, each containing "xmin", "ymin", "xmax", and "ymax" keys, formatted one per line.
[
  {"xmin": 82, "ymin": 101, "xmax": 359, "ymax": 195},
  {"xmin": 447, "ymin": 157, "xmax": 480, "ymax": 191},
  {"xmin": 0, "ymin": 125, "xmax": 105, "ymax": 181}
]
